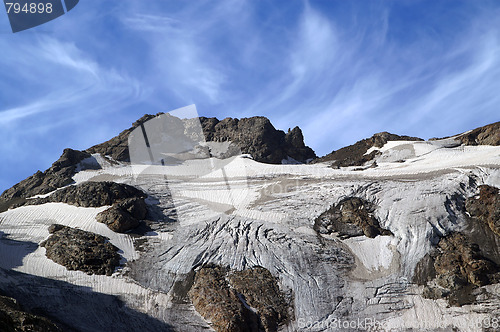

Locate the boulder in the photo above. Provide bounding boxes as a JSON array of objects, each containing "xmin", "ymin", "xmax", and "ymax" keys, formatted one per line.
[
  {"xmin": 40, "ymin": 225, "xmax": 121, "ymax": 276},
  {"xmin": 188, "ymin": 265, "xmax": 255, "ymax": 332},
  {"xmin": 314, "ymin": 197, "xmax": 393, "ymax": 239}
]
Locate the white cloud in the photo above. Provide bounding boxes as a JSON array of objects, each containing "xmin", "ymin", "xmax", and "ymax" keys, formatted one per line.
[{"xmin": 0, "ymin": 36, "xmax": 143, "ymax": 127}]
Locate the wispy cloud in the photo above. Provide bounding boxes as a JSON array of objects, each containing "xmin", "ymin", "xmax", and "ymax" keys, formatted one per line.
[
  {"xmin": 0, "ymin": 36, "xmax": 142, "ymax": 126},
  {"xmin": 1, "ymin": 0, "xmax": 499, "ymax": 192}
]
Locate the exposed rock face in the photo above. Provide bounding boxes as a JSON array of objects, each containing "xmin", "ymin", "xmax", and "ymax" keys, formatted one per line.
[
  {"xmin": 466, "ymin": 185, "xmax": 500, "ymax": 236},
  {"xmin": 434, "ymin": 233, "xmax": 497, "ymax": 288},
  {"xmin": 457, "ymin": 121, "xmax": 500, "ymax": 146},
  {"xmin": 40, "ymin": 224, "xmax": 121, "ymax": 276},
  {"xmin": 86, "ymin": 114, "xmax": 316, "ymax": 164},
  {"xmin": 0, "ymin": 294, "xmax": 62, "ymax": 332},
  {"xmin": 19, "ymin": 181, "xmax": 149, "ymax": 233},
  {"xmin": 188, "ymin": 265, "xmax": 254, "ymax": 332},
  {"xmin": 96, "ymin": 198, "xmax": 147, "ymax": 233},
  {"xmin": 25, "ymin": 181, "xmax": 147, "ymax": 208},
  {"xmin": 228, "ymin": 267, "xmax": 290, "ymax": 332},
  {"xmin": 0, "ymin": 149, "xmax": 94, "ymax": 211},
  {"xmin": 316, "ymin": 132, "xmax": 423, "ymax": 167},
  {"xmin": 199, "ymin": 117, "xmax": 316, "ymax": 164},
  {"xmin": 188, "ymin": 265, "xmax": 291, "ymax": 332},
  {"xmin": 314, "ymin": 197, "xmax": 393, "ymax": 239},
  {"xmin": 421, "ymin": 232, "xmax": 499, "ymax": 306}
]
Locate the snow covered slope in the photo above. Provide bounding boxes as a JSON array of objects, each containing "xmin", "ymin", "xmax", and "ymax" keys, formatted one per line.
[{"xmin": 1, "ymin": 124, "xmax": 500, "ymax": 331}]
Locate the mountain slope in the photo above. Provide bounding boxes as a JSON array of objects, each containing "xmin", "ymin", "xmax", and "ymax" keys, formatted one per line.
[{"xmin": 0, "ymin": 115, "xmax": 499, "ymax": 332}]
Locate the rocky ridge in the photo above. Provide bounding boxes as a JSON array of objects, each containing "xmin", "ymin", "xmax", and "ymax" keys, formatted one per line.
[
  {"xmin": 21, "ymin": 181, "xmax": 146, "ymax": 208},
  {"xmin": 457, "ymin": 121, "xmax": 500, "ymax": 146},
  {"xmin": 0, "ymin": 149, "xmax": 96, "ymax": 212},
  {"xmin": 199, "ymin": 117, "xmax": 316, "ymax": 164}
]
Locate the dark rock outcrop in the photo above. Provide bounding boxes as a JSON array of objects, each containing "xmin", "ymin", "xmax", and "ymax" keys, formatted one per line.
[
  {"xmin": 86, "ymin": 114, "xmax": 316, "ymax": 164},
  {"xmin": 24, "ymin": 181, "xmax": 146, "ymax": 208},
  {"xmin": 457, "ymin": 121, "xmax": 500, "ymax": 146},
  {"xmin": 40, "ymin": 225, "xmax": 121, "ymax": 276},
  {"xmin": 188, "ymin": 265, "xmax": 291, "ymax": 332},
  {"xmin": 96, "ymin": 198, "xmax": 147, "ymax": 233},
  {"xmin": 314, "ymin": 197, "xmax": 393, "ymax": 239},
  {"xmin": 316, "ymin": 132, "xmax": 423, "ymax": 167},
  {"xmin": 0, "ymin": 294, "xmax": 62, "ymax": 332},
  {"xmin": 466, "ymin": 185, "xmax": 500, "ymax": 237},
  {"xmin": 200, "ymin": 117, "xmax": 316, "ymax": 164},
  {"xmin": 19, "ymin": 181, "xmax": 148, "ymax": 233},
  {"xmin": 0, "ymin": 149, "xmax": 95, "ymax": 211}
]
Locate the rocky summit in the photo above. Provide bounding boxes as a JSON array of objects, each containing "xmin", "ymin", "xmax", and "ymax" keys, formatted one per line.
[{"xmin": 0, "ymin": 115, "xmax": 499, "ymax": 331}]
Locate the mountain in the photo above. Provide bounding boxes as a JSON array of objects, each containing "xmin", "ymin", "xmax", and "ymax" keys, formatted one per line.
[
  {"xmin": 315, "ymin": 132, "xmax": 424, "ymax": 167},
  {"xmin": 0, "ymin": 115, "xmax": 499, "ymax": 331},
  {"xmin": 85, "ymin": 114, "xmax": 316, "ymax": 164}
]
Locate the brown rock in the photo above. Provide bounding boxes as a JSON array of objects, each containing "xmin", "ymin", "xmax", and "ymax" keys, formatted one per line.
[
  {"xmin": 457, "ymin": 121, "xmax": 500, "ymax": 146},
  {"xmin": 188, "ymin": 265, "xmax": 291, "ymax": 332},
  {"xmin": 228, "ymin": 267, "xmax": 290, "ymax": 332},
  {"xmin": 0, "ymin": 295, "xmax": 62, "ymax": 332},
  {"xmin": 188, "ymin": 265, "xmax": 255, "ymax": 332},
  {"xmin": 466, "ymin": 185, "xmax": 500, "ymax": 237}
]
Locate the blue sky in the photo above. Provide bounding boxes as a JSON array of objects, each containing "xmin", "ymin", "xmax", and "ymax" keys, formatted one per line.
[{"xmin": 0, "ymin": 0, "xmax": 499, "ymax": 192}]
